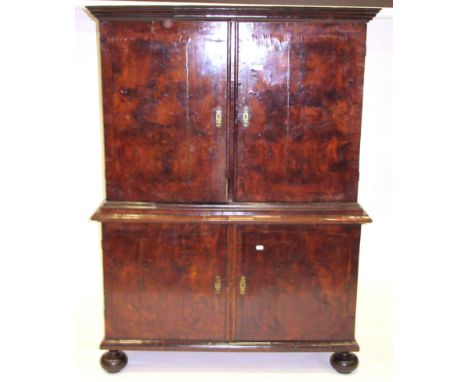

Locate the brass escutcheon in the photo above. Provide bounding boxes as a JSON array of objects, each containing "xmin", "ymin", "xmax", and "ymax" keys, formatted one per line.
[
  {"xmin": 214, "ymin": 275, "xmax": 222, "ymax": 294},
  {"xmin": 240, "ymin": 276, "xmax": 247, "ymax": 295},
  {"xmin": 215, "ymin": 106, "xmax": 223, "ymax": 128},
  {"xmin": 242, "ymin": 106, "xmax": 250, "ymax": 128}
]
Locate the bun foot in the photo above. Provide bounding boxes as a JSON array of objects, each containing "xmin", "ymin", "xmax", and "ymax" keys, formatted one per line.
[
  {"xmin": 330, "ymin": 352, "xmax": 359, "ymax": 374},
  {"xmin": 100, "ymin": 350, "xmax": 128, "ymax": 373}
]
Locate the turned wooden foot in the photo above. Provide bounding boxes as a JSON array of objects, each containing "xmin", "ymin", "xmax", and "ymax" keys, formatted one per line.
[
  {"xmin": 100, "ymin": 350, "xmax": 128, "ymax": 373},
  {"xmin": 330, "ymin": 352, "xmax": 359, "ymax": 374}
]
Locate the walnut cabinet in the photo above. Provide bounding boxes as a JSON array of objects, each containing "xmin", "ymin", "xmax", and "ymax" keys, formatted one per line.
[{"xmin": 88, "ymin": 3, "xmax": 383, "ymax": 374}]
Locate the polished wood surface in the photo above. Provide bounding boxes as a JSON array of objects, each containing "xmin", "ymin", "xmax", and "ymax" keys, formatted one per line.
[
  {"xmin": 101, "ymin": 339, "xmax": 359, "ymax": 352},
  {"xmin": 95, "ymin": 12, "xmax": 374, "ymax": 204},
  {"xmin": 102, "ymin": 223, "xmax": 228, "ymax": 340},
  {"xmin": 235, "ymin": 225, "xmax": 360, "ymax": 341},
  {"xmin": 100, "ymin": 20, "xmax": 228, "ymax": 202},
  {"xmin": 100, "ymin": 350, "xmax": 128, "ymax": 373},
  {"xmin": 101, "ymin": 222, "xmax": 361, "ymax": 344},
  {"xmin": 235, "ymin": 22, "xmax": 365, "ymax": 202},
  {"xmin": 92, "ymin": 201, "xmax": 371, "ymax": 224},
  {"xmin": 100, "ymin": 0, "xmax": 392, "ymax": 7},
  {"xmin": 88, "ymin": 6, "xmax": 380, "ymax": 22},
  {"xmin": 330, "ymin": 352, "xmax": 359, "ymax": 374}
]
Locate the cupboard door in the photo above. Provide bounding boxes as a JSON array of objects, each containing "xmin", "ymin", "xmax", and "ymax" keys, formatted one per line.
[
  {"xmin": 102, "ymin": 223, "xmax": 227, "ymax": 340},
  {"xmin": 235, "ymin": 225, "xmax": 360, "ymax": 341},
  {"xmin": 235, "ymin": 22, "xmax": 366, "ymax": 202},
  {"xmin": 100, "ymin": 21, "xmax": 228, "ymax": 202}
]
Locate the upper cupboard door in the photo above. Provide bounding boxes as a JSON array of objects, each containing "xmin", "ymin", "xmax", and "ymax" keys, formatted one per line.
[
  {"xmin": 235, "ymin": 23, "xmax": 367, "ymax": 202},
  {"xmin": 100, "ymin": 21, "xmax": 229, "ymax": 202}
]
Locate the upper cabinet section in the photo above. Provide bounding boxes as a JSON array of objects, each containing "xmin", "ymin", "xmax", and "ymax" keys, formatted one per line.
[
  {"xmin": 235, "ymin": 22, "xmax": 366, "ymax": 202},
  {"xmin": 99, "ymin": 21, "xmax": 229, "ymax": 202},
  {"xmin": 90, "ymin": 6, "xmax": 378, "ymax": 204}
]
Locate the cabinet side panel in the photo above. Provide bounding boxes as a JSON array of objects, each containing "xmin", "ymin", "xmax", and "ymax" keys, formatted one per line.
[
  {"xmin": 102, "ymin": 223, "xmax": 228, "ymax": 340},
  {"xmin": 235, "ymin": 224, "xmax": 361, "ymax": 341},
  {"xmin": 235, "ymin": 22, "xmax": 366, "ymax": 202},
  {"xmin": 99, "ymin": 21, "xmax": 229, "ymax": 202}
]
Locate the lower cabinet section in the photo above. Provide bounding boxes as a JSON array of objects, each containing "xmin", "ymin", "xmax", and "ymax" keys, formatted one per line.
[{"xmin": 101, "ymin": 223, "xmax": 361, "ymax": 344}]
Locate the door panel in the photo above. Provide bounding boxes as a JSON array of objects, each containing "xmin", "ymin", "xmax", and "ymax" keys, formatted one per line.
[
  {"xmin": 235, "ymin": 225, "xmax": 360, "ymax": 341},
  {"xmin": 100, "ymin": 21, "xmax": 228, "ymax": 202},
  {"xmin": 235, "ymin": 22, "xmax": 366, "ymax": 202},
  {"xmin": 102, "ymin": 223, "xmax": 227, "ymax": 340}
]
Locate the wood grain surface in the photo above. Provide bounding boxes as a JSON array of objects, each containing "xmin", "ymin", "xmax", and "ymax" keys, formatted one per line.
[
  {"xmin": 235, "ymin": 225, "xmax": 360, "ymax": 341},
  {"xmin": 90, "ymin": 0, "xmax": 390, "ymax": 7},
  {"xmin": 235, "ymin": 22, "xmax": 366, "ymax": 202},
  {"xmin": 88, "ymin": 6, "xmax": 381, "ymax": 22},
  {"xmin": 102, "ymin": 223, "xmax": 228, "ymax": 340},
  {"xmin": 92, "ymin": 201, "xmax": 371, "ymax": 224},
  {"xmin": 100, "ymin": 339, "xmax": 359, "ymax": 352},
  {"xmin": 100, "ymin": 21, "xmax": 229, "ymax": 202}
]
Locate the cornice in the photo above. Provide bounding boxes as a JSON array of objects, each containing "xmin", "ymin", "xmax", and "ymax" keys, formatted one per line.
[{"xmin": 86, "ymin": 5, "xmax": 381, "ymax": 22}]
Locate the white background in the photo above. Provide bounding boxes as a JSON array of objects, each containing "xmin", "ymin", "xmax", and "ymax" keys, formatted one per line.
[{"xmin": 1, "ymin": 1, "xmax": 467, "ymax": 381}]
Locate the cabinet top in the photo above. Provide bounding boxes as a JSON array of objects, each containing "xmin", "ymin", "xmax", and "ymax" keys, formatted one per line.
[{"xmin": 87, "ymin": 3, "xmax": 384, "ymax": 22}]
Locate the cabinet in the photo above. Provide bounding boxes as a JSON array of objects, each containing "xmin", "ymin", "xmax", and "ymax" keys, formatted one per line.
[{"xmin": 88, "ymin": 3, "xmax": 383, "ymax": 374}]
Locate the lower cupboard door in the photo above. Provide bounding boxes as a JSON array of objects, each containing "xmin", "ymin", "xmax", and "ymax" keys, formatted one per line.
[
  {"xmin": 235, "ymin": 225, "xmax": 361, "ymax": 341},
  {"xmin": 102, "ymin": 223, "xmax": 227, "ymax": 341}
]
